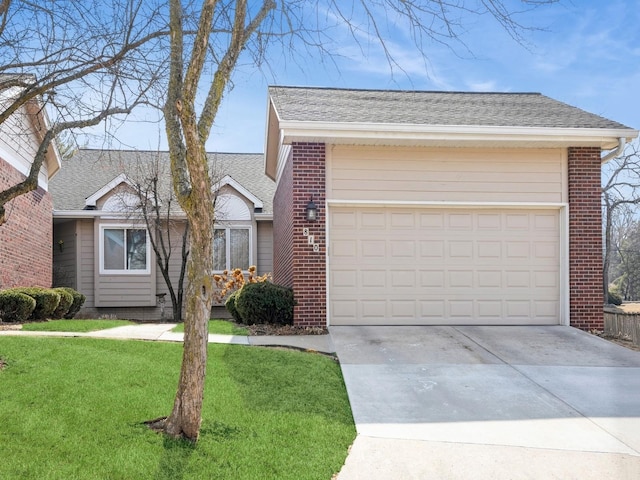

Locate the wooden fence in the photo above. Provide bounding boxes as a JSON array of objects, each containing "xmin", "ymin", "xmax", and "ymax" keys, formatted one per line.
[{"xmin": 603, "ymin": 308, "xmax": 640, "ymax": 347}]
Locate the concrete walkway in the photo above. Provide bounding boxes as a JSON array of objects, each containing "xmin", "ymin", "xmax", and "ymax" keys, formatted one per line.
[
  {"xmin": 0, "ymin": 322, "xmax": 336, "ymax": 354},
  {"xmin": 331, "ymin": 325, "xmax": 640, "ymax": 479}
]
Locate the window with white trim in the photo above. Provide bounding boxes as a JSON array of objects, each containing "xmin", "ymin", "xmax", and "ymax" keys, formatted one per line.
[
  {"xmin": 100, "ymin": 226, "xmax": 150, "ymax": 274},
  {"xmin": 213, "ymin": 227, "xmax": 250, "ymax": 271}
]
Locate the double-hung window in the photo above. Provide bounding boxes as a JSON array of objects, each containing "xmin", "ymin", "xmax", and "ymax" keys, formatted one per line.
[
  {"xmin": 213, "ymin": 227, "xmax": 250, "ymax": 271},
  {"xmin": 100, "ymin": 226, "xmax": 150, "ymax": 274}
]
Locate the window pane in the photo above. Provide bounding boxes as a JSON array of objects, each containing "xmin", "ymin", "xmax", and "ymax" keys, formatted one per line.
[
  {"xmin": 127, "ymin": 229, "xmax": 147, "ymax": 270},
  {"xmin": 213, "ymin": 229, "xmax": 226, "ymax": 271},
  {"xmin": 104, "ymin": 229, "xmax": 125, "ymax": 270},
  {"xmin": 230, "ymin": 229, "xmax": 249, "ymax": 270}
]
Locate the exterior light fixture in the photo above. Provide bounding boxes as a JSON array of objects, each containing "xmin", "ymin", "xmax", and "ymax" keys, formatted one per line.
[{"xmin": 305, "ymin": 196, "xmax": 318, "ymax": 221}]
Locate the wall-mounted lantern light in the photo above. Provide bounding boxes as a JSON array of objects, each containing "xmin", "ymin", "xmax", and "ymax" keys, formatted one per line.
[{"xmin": 305, "ymin": 196, "xmax": 318, "ymax": 221}]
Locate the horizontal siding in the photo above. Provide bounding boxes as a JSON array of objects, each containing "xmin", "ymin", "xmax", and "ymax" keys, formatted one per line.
[
  {"xmin": 94, "ymin": 219, "xmax": 156, "ymax": 307},
  {"xmin": 52, "ymin": 220, "xmax": 77, "ymax": 288},
  {"xmin": 328, "ymin": 146, "xmax": 565, "ymax": 203},
  {"xmin": 0, "ymin": 102, "xmax": 49, "ymax": 188},
  {"xmin": 257, "ymin": 221, "xmax": 274, "ymax": 276},
  {"xmin": 96, "ymin": 274, "xmax": 156, "ymax": 307},
  {"xmin": 78, "ymin": 219, "xmax": 95, "ymax": 308}
]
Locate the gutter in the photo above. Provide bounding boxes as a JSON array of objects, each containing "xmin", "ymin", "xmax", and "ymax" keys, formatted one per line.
[{"xmin": 601, "ymin": 137, "xmax": 626, "ymax": 164}]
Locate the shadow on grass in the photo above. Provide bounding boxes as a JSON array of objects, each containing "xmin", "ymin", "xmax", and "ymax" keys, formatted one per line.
[
  {"xmin": 221, "ymin": 344, "xmax": 354, "ymax": 425},
  {"xmin": 155, "ymin": 436, "xmax": 196, "ymax": 480}
]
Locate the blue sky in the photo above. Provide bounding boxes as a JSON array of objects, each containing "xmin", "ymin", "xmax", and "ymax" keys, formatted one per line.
[{"xmin": 99, "ymin": 0, "xmax": 640, "ymax": 154}]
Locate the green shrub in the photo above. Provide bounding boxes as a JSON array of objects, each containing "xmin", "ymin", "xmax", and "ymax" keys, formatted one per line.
[
  {"xmin": 235, "ymin": 282, "xmax": 296, "ymax": 325},
  {"xmin": 11, "ymin": 287, "xmax": 60, "ymax": 320},
  {"xmin": 0, "ymin": 291, "xmax": 36, "ymax": 323},
  {"xmin": 225, "ymin": 290, "xmax": 243, "ymax": 323},
  {"xmin": 51, "ymin": 288, "xmax": 74, "ymax": 319},
  {"xmin": 59, "ymin": 287, "xmax": 86, "ymax": 319},
  {"xmin": 607, "ymin": 289, "xmax": 623, "ymax": 306}
]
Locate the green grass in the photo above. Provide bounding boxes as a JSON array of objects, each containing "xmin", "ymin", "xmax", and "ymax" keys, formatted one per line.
[
  {"xmin": 20, "ymin": 319, "xmax": 134, "ymax": 332},
  {"xmin": 172, "ymin": 319, "xmax": 249, "ymax": 336},
  {"xmin": 0, "ymin": 337, "xmax": 355, "ymax": 479}
]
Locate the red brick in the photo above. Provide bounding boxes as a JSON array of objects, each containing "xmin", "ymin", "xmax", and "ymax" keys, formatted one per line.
[
  {"xmin": 568, "ymin": 147, "xmax": 603, "ymax": 331},
  {"xmin": 273, "ymin": 143, "xmax": 326, "ymax": 326},
  {"xmin": 0, "ymin": 156, "xmax": 53, "ymax": 288}
]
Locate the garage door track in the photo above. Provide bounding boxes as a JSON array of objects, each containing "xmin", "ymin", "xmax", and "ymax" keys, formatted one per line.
[{"xmin": 331, "ymin": 325, "xmax": 640, "ymax": 479}]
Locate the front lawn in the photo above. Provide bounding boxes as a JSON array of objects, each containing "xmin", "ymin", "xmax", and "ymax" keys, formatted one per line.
[
  {"xmin": 0, "ymin": 337, "xmax": 355, "ymax": 479},
  {"xmin": 20, "ymin": 319, "xmax": 134, "ymax": 332}
]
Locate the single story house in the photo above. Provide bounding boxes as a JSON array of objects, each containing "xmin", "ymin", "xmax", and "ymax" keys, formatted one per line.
[
  {"xmin": 50, "ymin": 149, "xmax": 274, "ymax": 320},
  {"xmin": 0, "ymin": 75, "xmax": 61, "ymax": 289},
  {"xmin": 265, "ymin": 86, "xmax": 639, "ymax": 330}
]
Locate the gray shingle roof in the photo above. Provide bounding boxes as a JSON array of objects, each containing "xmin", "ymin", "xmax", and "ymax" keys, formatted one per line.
[
  {"xmin": 50, "ymin": 149, "xmax": 274, "ymax": 214},
  {"xmin": 268, "ymin": 86, "xmax": 633, "ymax": 130}
]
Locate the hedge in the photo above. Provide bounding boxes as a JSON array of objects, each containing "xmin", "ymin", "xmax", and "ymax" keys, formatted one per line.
[
  {"xmin": 58, "ymin": 287, "xmax": 86, "ymax": 319},
  {"xmin": 0, "ymin": 287, "xmax": 85, "ymax": 322},
  {"xmin": 51, "ymin": 288, "xmax": 74, "ymax": 319},
  {"xmin": 0, "ymin": 291, "xmax": 36, "ymax": 323},
  {"xmin": 225, "ymin": 290, "xmax": 243, "ymax": 323},
  {"xmin": 234, "ymin": 282, "xmax": 295, "ymax": 325},
  {"xmin": 11, "ymin": 287, "xmax": 60, "ymax": 320}
]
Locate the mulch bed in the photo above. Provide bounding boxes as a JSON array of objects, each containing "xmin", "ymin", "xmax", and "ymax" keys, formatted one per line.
[
  {"xmin": 245, "ymin": 323, "xmax": 328, "ymax": 336},
  {"xmin": 0, "ymin": 323, "xmax": 22, "ymax": 331}
]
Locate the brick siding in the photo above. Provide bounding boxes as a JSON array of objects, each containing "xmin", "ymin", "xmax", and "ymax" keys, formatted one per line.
[
  {"xmin": 568, "ymin": 147, "xmax": 604, "ymax": 330},
  {"xmin": 272, "ymin": 143, "xmax": 326, "ymax": 327},
  {"xmin": 0, "ymin": 156, "xmax": 53, "ymax": 288}
]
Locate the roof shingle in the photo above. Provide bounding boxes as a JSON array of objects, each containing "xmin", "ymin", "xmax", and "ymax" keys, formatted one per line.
[
  {"xmin": 268, "ymin": 86, "xmax": 632, "ymax": 130},
  {"xmin": 50, "ymin": 149, "xmax": 274, "ymax": 214}
]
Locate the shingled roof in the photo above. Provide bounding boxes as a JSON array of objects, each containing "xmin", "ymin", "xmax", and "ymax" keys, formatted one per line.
[
  {"xmin": 50, "ymin": 149, "xmax": 274, "ymax": 214},
  {"xmin": 268, "ymin": 86, "xmax": 632, "ymax": 130}
]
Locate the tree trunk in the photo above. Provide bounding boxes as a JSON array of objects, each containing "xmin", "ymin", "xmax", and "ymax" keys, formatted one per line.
[
  {"xmin": 159, "ymin": 143, "xmax": 214, "ymax": 440},
  {"xmin": 160, "ymin": 203, "xmax": 213, "ymax": 440}
]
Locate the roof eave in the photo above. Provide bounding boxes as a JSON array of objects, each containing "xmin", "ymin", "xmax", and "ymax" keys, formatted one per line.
[{"xmin": 278, "ymin": 121, "xmax": 639, "ymax": 149}]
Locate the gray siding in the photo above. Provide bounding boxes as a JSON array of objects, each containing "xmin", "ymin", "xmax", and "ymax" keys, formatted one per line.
[
  {"xmin": 78, "ymin": 219, "xmax": 95, "ymax": 308},
  {"xmin": 52, "ymin": 220, "xmax": 77, "ymax": 288},
  {"xmin": 93, "ymin": 220, "xmax": 156, "ymax": 308},
  {"xmin": 257, "ymin": 221, "xmax": 274, "ymax": 276}
]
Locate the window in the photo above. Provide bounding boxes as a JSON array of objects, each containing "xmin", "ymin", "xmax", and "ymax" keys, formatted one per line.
[
  {"xmin": 100, "ymin": 226, "xmax": 150, "ymax": 273},
  {"xmin": 214, "ymin": 227, "xmax": 250, "ymax": 271}
]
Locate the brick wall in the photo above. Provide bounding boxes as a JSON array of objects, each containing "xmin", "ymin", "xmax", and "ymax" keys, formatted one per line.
[
  {"xmin": 272, "ymin": 143, "xmax": 326, "ymax": 327},
  {"xmin": 0, "ymin": 156, "xmax": 53, "ymax": 288},
  {"xmin": 568, "ymin": 147, "xmax": 603, "ymax": 330}
]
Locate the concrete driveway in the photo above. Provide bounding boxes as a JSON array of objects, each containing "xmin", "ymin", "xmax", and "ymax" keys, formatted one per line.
[{"xmin": 330, "ymin": 326, "xmax": 640, "ymax": 479}]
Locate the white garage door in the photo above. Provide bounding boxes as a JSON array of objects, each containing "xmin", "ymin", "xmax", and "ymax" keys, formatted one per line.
[{"xmin": 328, "ymin": 207, "xmax": 561, "ymax": 325}]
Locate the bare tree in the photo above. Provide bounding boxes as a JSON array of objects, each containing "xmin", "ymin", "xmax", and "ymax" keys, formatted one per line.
[
  {"xmin": 0, "ymin": 0, "xmax": 167, "ymax": 226},
  {"xmin": 602, "ymin": 140, "xmax": 640, "ymax": 301},
  {"xmin": 126, "ymin": 152, "xmax": 190, "ymax": 322},
  {"xmin": 148, "ymin": 0, "xmax": 561, "ymax": 441}
]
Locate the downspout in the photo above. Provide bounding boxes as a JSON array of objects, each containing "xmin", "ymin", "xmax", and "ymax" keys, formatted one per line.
[{"xmin": 601, "ymin": 137, "xmax": 626, "ymax": 164}]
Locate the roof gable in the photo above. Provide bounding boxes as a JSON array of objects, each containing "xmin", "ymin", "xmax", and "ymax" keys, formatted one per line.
[
  {"xmin": 85, "ymin": 173, "xmax": 134, "ymax": 208},
  {"xmin": 213, "ymin": 175, "xmax": 264, "ymax": 210}
]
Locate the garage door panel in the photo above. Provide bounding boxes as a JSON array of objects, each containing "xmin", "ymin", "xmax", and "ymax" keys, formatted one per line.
[
  {"xmin": 329, "ymin": 207, "xmax": 561, "ymax": 325},
  {"xmin": 360, "ymin": 211, "xmax": 385, "ymax": 228}
]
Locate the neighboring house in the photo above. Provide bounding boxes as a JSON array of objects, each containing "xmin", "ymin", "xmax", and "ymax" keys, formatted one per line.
[
  {"xmin": 265, "ymin": 86, "xmax": 639, "ymax": 330},
  {"xmin": 49, "ymin": 149, "xmax": 274, "ymax": 321},
  {"xmin": 0, "ymin": 77, "xmax": 61, "ymax": 288}
]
